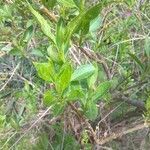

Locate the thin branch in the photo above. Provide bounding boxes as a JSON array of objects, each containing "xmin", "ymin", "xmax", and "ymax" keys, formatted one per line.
[
  {"xmin": 0, "ymin": 132, "xmax": 17, "ymax": 150},
  {"xmin": 70, "ymin": 46, "xmax": 81, "ymax": 65},
  {"xmin": 124, "ymin": 81, "xmax": 147, "ymax": 91},
  {"xmin": 113, "ymin": 93, "xmax": 145, "ymax": 110},
  {"xmin": 68, "ymin": 102, "xmax": 96, "ymax": 143},
  {"xmin": 17, "ymin": 73, "xmax": 43, "ymax": 95},
  {"xmin": 0, "ymin": 63, "xmax": 20, "ymax": 92},
  {"xmin": 40, "ymin": 5, "xmax": 57, "ymax": 22},
  {"xmin": 111, "ymin": 36, "xmax": 149, "ymax": 47},
  {"xmin": 97, "ymin": 122, "xmax": 150, "ymax": 145},
  {"xmin": 95, "ymin": 102, "xmax": 124, "ymax": 133},
  {"xmin": 9, "ymin": 107, "xmax": 52, "ymax": 150}
]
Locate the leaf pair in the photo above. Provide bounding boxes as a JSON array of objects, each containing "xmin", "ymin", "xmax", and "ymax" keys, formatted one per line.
[
  {"xmin": 71, "ymin": 64, "xmax": 95, "ymax": 81},
  {"xmin": 34, "ymin": 62, "xmax": 96, "ymax": 90},
  {"xmin": 55, "ymin": 63, "xmax": 72, "ymax": 94},
  {"xmin": 64, "ymin": 2, "xmax": 104, "ymax": 43}
]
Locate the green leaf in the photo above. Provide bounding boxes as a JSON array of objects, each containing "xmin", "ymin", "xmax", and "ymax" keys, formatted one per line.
[
  {"xmin": 73, "ymin": 0, "xmax": 85, "ymax": 10},
  {"xmin": 79, "ymin": 2, "xmax": 103, "ymax": 35},
  {"xmin": 66, "ymin": 85, "xmax": 84, "ymax": 101},
  {"xmin": 56, "ymin": 17, "xmax": 66, "ymax": 49},
  {"xmin": 44, "ymin": 91, "xmax": 65, "ymax": 116},
  {"xmin": 65, "ymin": 1, "xmax": 112, "ymax": 42},
  {"xmin": 31, "ymin": 49, "xmax": 44, "ymax": 57},
  {"xmin": 145, "ymin": 97, "xmax": 150, "ymax": 119},
  {"xmin": 144, "ymin": 36, "xmax": 150, "ymax": 57},
  {"xmin": 89, "ymin": 15, "xmax": 102, "ymax": 32},
  {"xmin": 80, "ymin": 19, "xmax": 90, "ymax": 35},
  {"xmin": 73, "ymin": 0, "xmax": 81, "ymax": 9},
  {"xmin": 9, "ymin": 47, "xmax": 24, "ymax": 56},
  {"xmin": 0, "ymin": 115, "xmax": 5, "ymax": 126},
  {"xmin": 85, "ymin": 101, "xmax": 98, "ymax": 120},
  {"xmin": 56, "ymin": 63, "xmax": 72, "ymax": 94},
  {"xmin": 41, "ymin": 0, "xmax": 57, "ymax": 9},
  {"xmin": 88, "ymin": 63, "xmax": 98, "ymax": 89},
  {"xmin": 92, "ymin": 81, "xmax": 111, "ymax": 102},
  {"xmin": 47, "ymin": 45, "xmax": 61, "ymax": 63},
  {"xmin": 128, "ymin": 52, "xmax": 144, "ymax": 70},
  {"xmin": 28, "ymin": 3, "xmax": 55, "ymax": 43},
  {"xmin": 71, "ymin": 64, "xmax": 95, "ymax": 81},
  {"xmin": 22, "ymin": 25, "xmax": 34, "ymax": 43},
  {"xmin": 0, "ymin": 5, "xmax": 12, "ymax": 19},
  {"xmin": 53, "ymin": 102, "xmax": 65, "ymax": 116},
  {"xmin": 10, "ymin": 118, "xmax": 20, "ymax": 130},
  {"xmin": 43, "ymin": 90, "xmax": 55, "ymax": 106},
  {"xmin": 34, "ymin": 61, "xmax": 55, "ymax": 82},
  {"xmin": 58, "ymin": 0, "xmax": 76, "ymax": 8},
  {"xmin": 146, "ymin": 97, "xmax": 150, "ymax": 112}
]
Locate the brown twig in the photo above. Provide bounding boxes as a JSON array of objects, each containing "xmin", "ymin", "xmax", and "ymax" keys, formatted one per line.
[
  {"xmin": 113, "ymin": 93, "xmax": 145, "ymax": 110},
  {"xmin": 97, "ymin": 122, "xmax": 150, "ymax": 145},
  {"xmin": 124, "ymin": 81, "xmax": 147, "ymax": 91},
  {"xmin": 67, "ymin": 102, "xmax": 97, "ymax": 143},
  {"xmin": 0, "ymin": 63, "xmax": 20, "ymax": 92},
  {"xmin": 67, "ymin": 102, "xmax": 84, "ymax": 121},
  {"xmin": 40, "ymin": 5, "xmax": 57, "ymax": 22},
  {"xmin": 9, "ymin": 107, "xmax": 52, "ymax": 149}
]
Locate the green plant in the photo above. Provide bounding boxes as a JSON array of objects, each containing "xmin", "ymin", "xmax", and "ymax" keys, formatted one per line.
[
  {"xmin": 0, "ymin": 0, "xmax": 150, "ymax": 149},
  {"xmin": 29, "ymin": 1, "xmax": 113, "ymax": 121}
]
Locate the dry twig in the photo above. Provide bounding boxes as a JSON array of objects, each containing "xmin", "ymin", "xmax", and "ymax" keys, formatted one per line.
[
  {"xmin": 40, "ymin": 5, "xmax": 57, "ymax": 22},
  {"xmin": 9, "ymin": 107, "xmax": 52, "ymax": 150},
  {"xmin": 0, "ymin": 63, "xmax": 20, "ymax": 92},
  {"xmin": 97, "ymin": 122, "xmax": 150, "ymax": 145}
]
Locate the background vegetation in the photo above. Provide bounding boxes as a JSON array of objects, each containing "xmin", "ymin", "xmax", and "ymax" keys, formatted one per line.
[{"xmin": 0, "ymin": 0, "xmax": 150, "ymax": 149}]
